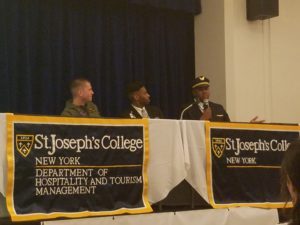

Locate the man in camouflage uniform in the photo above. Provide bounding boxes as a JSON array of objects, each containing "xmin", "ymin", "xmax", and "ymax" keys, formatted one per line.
[{"xmin": 61, "ymin": 78, "xmax": 100, "ymax": 118}]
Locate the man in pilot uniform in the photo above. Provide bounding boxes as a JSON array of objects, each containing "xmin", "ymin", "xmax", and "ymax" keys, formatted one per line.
[{"xmin": 180, "ymin": 76, "xmax": 230, "ymax": 122}]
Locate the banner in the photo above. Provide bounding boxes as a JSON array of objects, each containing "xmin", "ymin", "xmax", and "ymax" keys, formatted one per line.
[
  {"xmin": 6, "ymin": 115, "xmax": 152, "ymax": 221},
  {"xmin": 205, "ymin": 122, "xmax": 300, "ymax": 208}
]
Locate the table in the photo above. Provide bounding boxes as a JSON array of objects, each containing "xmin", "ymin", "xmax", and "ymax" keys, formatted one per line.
[
  {"xmin": 0, "ymin": 114, "xmax": 289, "ymax": 224},
  {"xmin": 0, "ymin": 115, "xmax": 189, "ymax": 204}
]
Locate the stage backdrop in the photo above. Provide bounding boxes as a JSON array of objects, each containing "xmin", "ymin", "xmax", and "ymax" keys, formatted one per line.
[{"xmin": 0, "ymin": 0, "xmax": 199, "ymax": 119}]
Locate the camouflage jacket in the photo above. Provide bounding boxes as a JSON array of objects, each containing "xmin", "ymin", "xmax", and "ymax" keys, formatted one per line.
[{"xmin": 61, "ymin": 100, "xmax": 100, "ymax": 118}]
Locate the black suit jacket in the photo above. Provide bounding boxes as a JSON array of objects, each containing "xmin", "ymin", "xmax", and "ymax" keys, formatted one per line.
[
  {"xmin": 180, "ymin": 101, "xmax": 230, "ymax": 122},
  {"xmin": 121, "ymin": 105, "xmax": 164, "ymax": 119}
]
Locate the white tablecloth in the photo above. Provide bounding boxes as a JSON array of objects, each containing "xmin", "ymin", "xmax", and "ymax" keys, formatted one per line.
[
  {"xmin": 148, "ymin": 119, "xmax": 187, "ymax": 203},
  {"xmin": 180, "ymin": 120, "xmax": 208, "ymax": 202}
]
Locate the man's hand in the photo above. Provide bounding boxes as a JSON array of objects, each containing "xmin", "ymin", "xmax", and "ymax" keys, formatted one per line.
[{"xmin": 200, "ymin": 107, "xmax": 212, "ymax": 120}]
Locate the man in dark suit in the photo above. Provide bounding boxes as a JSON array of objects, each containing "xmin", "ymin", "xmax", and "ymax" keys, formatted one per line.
[
  {"xmin": 122, "ymin": 81, "xmax": 163, "ymax": 119},
  {"xmin": 180, "ymin": 76, "xmax": 230, "ymax": 122}
]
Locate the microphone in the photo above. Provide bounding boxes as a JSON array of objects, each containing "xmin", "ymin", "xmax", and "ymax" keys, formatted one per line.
[{"xmin": 203, "ymin": 99, "xmax": 209, "ymax": 110}]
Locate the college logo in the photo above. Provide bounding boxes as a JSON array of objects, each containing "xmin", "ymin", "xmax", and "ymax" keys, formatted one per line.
[
  {"xmin": 16, "ymin": 135, "xmax": 34, "ymax": 157},
  {"xmin": 212, "ymin": 138, "xmax": 225, "ymax": 158}
]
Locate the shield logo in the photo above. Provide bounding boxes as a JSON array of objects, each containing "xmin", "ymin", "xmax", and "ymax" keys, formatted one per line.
[
  {"xmin": 16, "ymin": 135, "xmax": 34, "ymax": 157},
  {"xmin": 212, "ymin": 138, "xmax": 225, "ymax": 158}
]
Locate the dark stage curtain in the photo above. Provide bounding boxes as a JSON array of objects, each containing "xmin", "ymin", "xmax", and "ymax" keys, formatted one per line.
[
  {"xmin": 127, "ymin": 0, "xmax": 201, "ymax": 14},
  {"xmin": 0, "ymin": 0, "xmax": 196, "ymax": 119}
]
